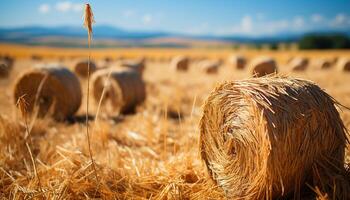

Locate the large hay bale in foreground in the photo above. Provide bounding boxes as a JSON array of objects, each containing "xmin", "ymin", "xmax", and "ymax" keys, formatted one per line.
[
  {"xmin": 289, "ymin": 57, "xmax": 309, "ymax": 71},
  {"xmin": 14, "ymin": 64, "xmax": 82, "ymax": 120},
  {"xmin": 119, "ymin": 58, "xmax": 145, "ymax": 74},
  {"xmin": 337, "ymin": 58, "xmax": 350, "ymax": 71},
  {"xmin": 91, "ymin": 68, "xmax": 146, "ymax": 114},
  {"xmin": 198, "ymin": 60, "xmax": 220, "ymax": 74},
  {"xmin": 74, "ymin": 59, "xmax": 97, "ymax": 77},
  {"xmin": 171, "ymin": 56, "xmax": 189, "ymax": 71},
  {"xmin": 199, "ymin": 76, "xmax": 349, "ymax": 199},
  {"xmin": 228, "ymin": 55, "xmax": 246, "ymax": 69},
  {"xmin": 250, "ymin": 57, "xmax": 277, "ymax": 77}
]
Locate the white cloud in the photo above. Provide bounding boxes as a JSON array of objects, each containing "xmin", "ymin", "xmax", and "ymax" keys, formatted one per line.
[
  {"xmin": 330, "ymin": 13, "xmax": 349, "ymax": 27},
  {"xmin": 311, "ymin": 14, "xmax": 323, "ymax": 23},
  {"xmin": 123, "ymin": 10, "xmax": 136, "ymax": 18},
  {"xmin": 142, "ymin": 14, "xmax": 153, "ymax": 24},
  {"xmin": 293, "ymin": 16, "xmax": 304, "ymax": 28},
  {"xmin": 55, "ymin": 1, "xmax": 83, "ymax": 13},
  {"xmin": 241, "ymin": 15, "xmax": 253, "ymax": 32},
  {"xmin": 38, "ymin": 4, "xmax": 50, "ymax": 14}
]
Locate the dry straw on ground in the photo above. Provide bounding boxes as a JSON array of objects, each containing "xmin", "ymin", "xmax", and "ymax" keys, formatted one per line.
[
  {"xmin": 289, "ymin": 57, "xmax": 309, "ymax": 71},
  {"xmin": 13, "ymin": 64, "xmax": 82, "ymax": 120},
  {"xmin": 337, "ymin": 58, "xmax": 350, "ymax": 71},
  {"xmin": 250, "ymin": 56, "xmax": 278, "ymax": 77},
  {"xmin": 91, "ymin": 68, "xmax": 146, "ymax": 114},
  {"xmin": 228, "ymin": 55, "xmax": 246, "ymax": 69},
  {"xmin": 199, "ymin": 76, "xmax": 350, "ymax": 199},
  {"xmin": 171, "ymin": 55, "xmax": 189, "ymax": 71},
  {"xmin": 74, "ymin": 59, "xmax": 97, "ymax": 77}
]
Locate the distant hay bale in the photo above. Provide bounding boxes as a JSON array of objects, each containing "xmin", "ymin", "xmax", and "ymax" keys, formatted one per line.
[
  {"xmin": 250, "ymin": 56, "xmax": 277, "ymax": 77},
  {"xmin": 228, "ymin": 55, "xmax": 246, "ymax": 69},
  {"xmin": 13, "ymin": 64, "xmax": 82, "ymax": 120},
  {"xmin": 74, "ymin": 59, "xmax": 97, "ymax": 77},
  {"xmin": 337, "ymin": 58, "xmax": 350, "ymax": 71},
  {"xmin": 199, "ymin": 60, "xmax": 220, "ymax": 74},
  {"xmin": 199, "ymin": 76, "xmax": 349, "ymax": 199},
  {"xmin": 289, "ymin": 57, "xmax": 309, "ymax": 71},
  {"xmin": 171, "ymin": 56, "xmax": 189, "ymax": 71},
  {"xmin": 315, "ymin": 59, "xmax": 332, "ymax": 69},
  {"xmin": 91, "ymin": 68, "xmax": 146, "ymax": 114},
  {"xmin": 119, "ymin": 58, "xmax": 145, "ymax": 74},
  {"xmin": 0, "ymin": 57, "xmax": 14, "ymax": 78}
]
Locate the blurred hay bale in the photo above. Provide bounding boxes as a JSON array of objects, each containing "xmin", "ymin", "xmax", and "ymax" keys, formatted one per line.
[
  {"xmin": 13, "ymin": 64, "xmax": 82, "ymax": 120},
  {"xmin": 337, "ymin": 58, "xmax": 350, "ymax": 71},
  {"xmin": 289, "ymin": 57, "xmax": 309, "ymax": 71},
  {"xmin": 198, "ymin": 60, "xmax": 220, "ymax": 74},
  {"xmin": 74, "ymin": 59, "xmax": 97, "ymax": 77},
  {"xmin": 119, "ymin": 58, "xmax": 145, "ymax": 75},
  {"xmin": 0, "ymin": 57, "xmax": 14, "ymax": 78},
  {"xmin": 228, "ymin": 55, "xmax": 246, "ymax": 69},
  {"xmin": 199, "ymin": 76, "xmax": 349, "ymax": 199},
  {"xmin": 171, "ymin": 56, "xmax": 189, "ymax": 71},
  {"xmin": 91, "ymin": 68, "xmax": 146, "ymax": 114},
  {"xmin": 314, "ymin": 59, "xmax": 332, "ymax": 69},
  {"xmin": 250, "ymin": 56, "xmax": 277, "ymax": 77}
]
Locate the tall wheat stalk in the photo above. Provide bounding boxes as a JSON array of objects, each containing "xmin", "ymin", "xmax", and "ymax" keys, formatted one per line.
[{"xmin": 83, "ymin": 3, "xmax": 98, "ymax": 183}]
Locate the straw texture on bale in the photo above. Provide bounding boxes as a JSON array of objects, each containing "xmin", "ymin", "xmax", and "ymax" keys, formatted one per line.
[
  {"xmin": 91, "ymin": 68, "xmax": 146, "ymax": 114},
  {"xmin": 13, "ymin": 64, "xmax": 82, "ymax": 120},
  {"xmin": 337, "ymin": 58, "xmax": 350, "ymax": 71},
  {"xmin": 119, "ymin": 59, "xmax": 145, "ymax": 74},
  {"xmin": 289, "ymin": 57, "xmax": 309, "ymax": 71},
  {"xmin": 74, "ymin": 59, "xmax": 97, "ymax": 77},
  {"xmin": 228, "ymin": 55, "xmax": 246, "ymax": 69},
  {"xmin": 199, "ymin": 76, "xmax": 349, "ymax": 199},
  {"xmin": 199, "ymin": 60, "xmax": 220, "ymax": 74},
  {"xmin": 171, "ymin": 56, "xmax": 189, "ymax": 71},
  {"xmin": 250, "ymin": 56, "xmax": 277, "ymax": 77}
]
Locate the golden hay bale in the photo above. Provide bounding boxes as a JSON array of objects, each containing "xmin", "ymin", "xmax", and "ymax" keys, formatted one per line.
[
  {"xmin": 289, "ymin": 57, "xmax": 309, "ymax": 71},
  {"xmin": 228, "ymin": 55, "xmax": 246, "ymax": 69},
  {"xmin": 198, "ymin": 60, "xmax": 220, "ymax": 74},
  {"xmin": 91, "ymin": 68, "xmax": 146, "ymax": 114},
  {"xmin": 314, "ymin": 59, "xmax": 332, "ymax": 69},
  {"xmin": 250, "ymin": 56, "xmax": 277, "ymax": 77},
  {"xmin": 119, "ymin": 58, "xmax": 145, "ymax": 74},
  {"xmin": 13, "ymin": 64, "xmax": 82, "ymax": 120},
  {"xmin": 199, "ymin": 76, "xmax": 349, "ymax": 199},
  {"xmin": 0, "ymin": 60, "xmax": 12, "ymax": 78},
  {"xmin": 74, "ymin": 59, "xmax": 97, "ymax": 77},
  {"xmin": 337, "ymin": 58, "xmax": 350, "ymax": 71},
  {"xmin": 171, "ymin": 56, "xmax": 189, "ymax": 71}
]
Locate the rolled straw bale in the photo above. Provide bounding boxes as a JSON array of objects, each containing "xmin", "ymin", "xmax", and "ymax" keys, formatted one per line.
[
  {"xmin": 337, "ymin": 58, "xmax": 350, "ymax": 71},
  {"xmin": 74, "ymin": 59, "xmax": 97, "ymax": 77},
  {"xmin": 0, "ymin": 60, "xmax": 13, "ymax": 78},
  {"xmin": 199, "ymin": 60, "xmax": 220, "ymax": 74},
  {"xmin": 289, "ymin": 57, "xmax": 309, "ymax": 71},
  {"xmin": 314, "ymin": 59, "xmax": 332, "ymax": 69},
  {"xmin": 91, "ymin": 68, "xmax": 146, "ymax": 114},
  {"xmin": 250, "ymin": 56, "xmax": 277, "ymax": 77},
  {"xmin": 171, "ymin": 56, "xmax": 189, "ymax": 71},
  {"xmin": 13, "ymin": 64, "xmax": 82, "ymax": 120},
  {"xmin": 228, "ymin": 55, "xmax": 246, "ymax": 69},
  {"xmin": 199, "ymin": 76, "xmax": 349, "ymax": 199},
  {"xmin": 119, "ymin": 58, "xmax": 145, "ymax": 74}
]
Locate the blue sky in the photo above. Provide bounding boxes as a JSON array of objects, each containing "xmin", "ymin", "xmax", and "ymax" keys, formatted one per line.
[{"xmin": 0, "ymin": 0, "xmax": 349, "ymax": 36}]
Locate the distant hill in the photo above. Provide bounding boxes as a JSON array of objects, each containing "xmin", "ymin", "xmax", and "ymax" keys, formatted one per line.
[{"xmin": 0, "ymin": 25, "xmax": 349, "ymax": 48}]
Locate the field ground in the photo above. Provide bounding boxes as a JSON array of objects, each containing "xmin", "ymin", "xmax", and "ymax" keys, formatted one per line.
[{"xmin": 0, "ymin": 43, "xmax": 350, "ymax": 199}]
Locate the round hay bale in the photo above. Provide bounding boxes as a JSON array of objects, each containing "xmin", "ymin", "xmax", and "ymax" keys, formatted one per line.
[
  {"xmin": 119, "ymin": 59, "xmax": 145, "ymax": 74},
  {"xmin": 0, "ymin": 60, "xmax": 13, "ymax": 78},
  {"xmin": 289, "ymin": 57, "xmax": 309, "ymax": 71},
  {"xmin": 250, "ymin": 57, "xmax": 277, "ymax": 77},
  {"xmin": 199, "ymin": 76, "xmax": 349, "ymax": 199},
  {"xmin": 228, "ymin": 55, "xmax": 246, "ymax": 69},
  {"xmin": 13, "ymin": 64, "xmax": 82, "ymax": 120},
  {"xmin": 171, "ymin": 56, "xmax": 189, "ymax": 71},
  {"xmin": 91, "ymin": 68, "xmax": 146, "ymax": 114},
  {"xmin": 315, "ymin": 59, "xmax": 332, "ymax": 69},
  {"xmin": 74, "ymin": 59, "xmax": 97, "ymax": 78},
  {"xmin": 199, "ymin": 60, "xmax": 220, "ymax": 74},
  {"xmin": 337, "ymin": 58, "xmax": 350, "ymax": 71}
]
